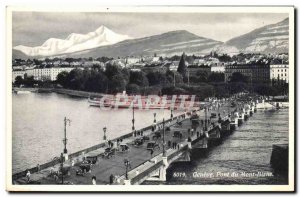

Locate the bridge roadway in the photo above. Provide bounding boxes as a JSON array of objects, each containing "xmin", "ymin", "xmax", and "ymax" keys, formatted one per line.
[{"xmin": 14, "ymin": 99, "xmax": 240, "ymax": 185}]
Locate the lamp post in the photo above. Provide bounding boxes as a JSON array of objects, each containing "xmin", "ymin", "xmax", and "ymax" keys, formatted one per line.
[
  {"xmin": 162, "ymin": 118, "xmax": 166, "ymax": 157},
  {"xmin": 124, "ymin": 159, "xmax": 131, "ymax": 180},
  {"xmin": 204, "ymin": 107, "xmax": 207, "ymax": 131},
  {"xmin": 103, "ymin": 127, "xmax": 107, "ymax": 141},
  {"xmin": 63, "ymin": 117, "xmax": 71, "ymax": 159},
  {"xmin": 132, "ymin": 107, "xmax": 135, "ymax": 136},
  {"xmin": 60, "ymin": 153, "xmax": 64, "ymax": 184},
  {"xmin": 173, "ymin": 71, "xmax": 176, "ymax": 87},
  {"xmin": 152, "ymin": 112, "xmax": 156, "ymax": 132},
  {"xmin": 187, "ymin": 70, "xmax": 190, "ymax": 87}
]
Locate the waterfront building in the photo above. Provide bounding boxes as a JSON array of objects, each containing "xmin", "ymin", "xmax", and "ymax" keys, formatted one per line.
[
  {"xmin": 12, "ymin": 69, "xmax": 26, "ymax": 82},
  {"xmin": 270, "ymin": 60, "xmax": 289, "ymax": 83},
  {"xmin": 12, "ymin": 67, "xmax": 74, "ymax": 82},
  {"xmin": 224, "ymin": 62, "xmax": 270, "ymax": 84}
]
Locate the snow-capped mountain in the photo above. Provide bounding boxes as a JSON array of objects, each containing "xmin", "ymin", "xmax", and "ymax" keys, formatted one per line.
[
  {"xmin": 13, "ymin": 29, "xmax": 222, "ymax": 59},
  {"xmin": 71, "ymin": 30, "xmax": 223, "ymax": 58},
  {"xmin": 217, "ymin": 18, "xmax": 289, "ymax": 54},
  {"xmin": 13, "ymin": 26, "xmax": 131, "ymax": 57},
  {"xmin": 12, "ymin": 17, "xmax": 289, "ymax": 59}
]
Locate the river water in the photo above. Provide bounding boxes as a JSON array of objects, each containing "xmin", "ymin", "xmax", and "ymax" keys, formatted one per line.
[
  {"xmin": 12, "ymin": 93, "xmax": 289, "ymax": 185},
  {"xmin": 164, "ymin": 108, "xmax": 289, "ymax": 185},
  {"xmin": 12, "ymin": 92, "xmax": 179, "ymax": 174}
]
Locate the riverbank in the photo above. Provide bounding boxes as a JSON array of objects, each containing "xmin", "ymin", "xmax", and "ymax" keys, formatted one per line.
[{"xmin": 12, "ymin": 87, "xmax": 104, "ymax": 98}]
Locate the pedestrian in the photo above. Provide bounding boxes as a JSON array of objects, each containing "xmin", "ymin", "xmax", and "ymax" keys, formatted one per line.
[
  {"xmin": 36, "ymin": 164, "xmax": 40, "ymax": 172},
  {"xmin": 26, "ymin": 170, "xmax": 31, "ymax": 183},
  {"xmin": 177, "ymin": 144, "xmax": 180, "ymax": 150},
  {"xmin": 92, "ymin": 176, "xmax": 97, "ymax": 185},
  {"xmin": 141, "ymin": 130, "xmax": 143, "ymax": 136},
  {"xmin": 50, "ymin": 167, "xmax": 54, "ymax": 175},
  {"xmin": 150, "ymin": 149, "xmax": 154, "ymax": 157},
  {"xmin": 168, "ymin": 140, "xmax": 171, "ymax": 148},
  {"xmin": 54, "ymin": 173, "xmax": 58, "ymax": 182},
  {"xmin": 109, "ymin": 174, "xmax": 114, "ymax": 184}
]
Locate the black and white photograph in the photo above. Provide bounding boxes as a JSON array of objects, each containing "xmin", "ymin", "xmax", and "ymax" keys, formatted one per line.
[{"xmin": 6, "ymin": 6, "xmax": 295, "ymax": 192}]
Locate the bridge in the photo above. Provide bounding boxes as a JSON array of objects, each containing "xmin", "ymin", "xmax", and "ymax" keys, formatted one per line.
[{"xmin": 13, "ymin": 98, "xmax": 257, "ymax": 185}]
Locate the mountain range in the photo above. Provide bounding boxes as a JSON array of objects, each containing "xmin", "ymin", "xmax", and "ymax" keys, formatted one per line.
[
  {"xmin": 13, "ymin": 18, "xmax": 289, "ymax": 59},
  {"xmin": 217, "ymin": 18, "xmax": 289, "ymax": 54}
]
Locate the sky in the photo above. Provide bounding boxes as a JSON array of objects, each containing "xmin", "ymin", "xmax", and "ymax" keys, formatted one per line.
[{"xmin": 12, "ymin": 12, "xmax": 288, "ymax": 47}]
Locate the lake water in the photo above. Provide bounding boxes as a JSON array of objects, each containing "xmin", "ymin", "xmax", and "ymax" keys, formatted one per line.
[
  {"xmin": 164, "ymin": 108, "xmax": 289, "ymax": 185},
  {"xmin": 12, "ymin": 93, "xmax": 289, "ymax": 185},
  {"xmin": 12, "ymin": 92, "xmax": 180, "ymax": 174}
]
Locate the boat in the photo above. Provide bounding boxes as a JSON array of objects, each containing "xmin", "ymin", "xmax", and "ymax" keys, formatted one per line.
[
  {"xmin": 88, "ymin": 94, "xmax": 200, "ymax": 110},
  {"xmin": 14, "ymin": 90, "xmax": 31, "ymax": 94}
]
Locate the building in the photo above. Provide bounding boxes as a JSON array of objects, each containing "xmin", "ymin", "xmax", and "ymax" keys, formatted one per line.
[
  {"xmin": 270, "ymin": 63, "xmax": 289, "ymax": 83},
  {"xmin": 211, "ymin": 64, "xmax": 225, "ymax": 73},
  {"xmin": 126, "ymin": 57, "xmax": 141, "ymax": 64},
  {"xmin": 12, "ymin": 67, "xmax": 74, "ymax": 82},
  {"xmin": 12, "ymin": 69, "xmax": 26, "ymax": 82},
  {"xmin": 225, "ymin": 63, "xmax": 270, "ymax": 84}
]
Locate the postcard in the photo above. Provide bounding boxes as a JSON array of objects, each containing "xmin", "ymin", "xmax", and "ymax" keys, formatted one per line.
[{"xmin": 6, "ymin": 6, "xmax": 295, "ymax": 192}]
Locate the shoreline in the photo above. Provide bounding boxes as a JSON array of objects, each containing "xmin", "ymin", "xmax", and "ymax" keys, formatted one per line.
[{"xmin": 12, "ymin": 87, "xmax": 104, "ymax": 98}]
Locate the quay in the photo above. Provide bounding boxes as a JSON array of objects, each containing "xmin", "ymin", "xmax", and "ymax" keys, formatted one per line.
[
  {"xmin": 12, "ymin": 87, "xmax": 104, "ymax": 98},
  {"xmin": 13, "ymin": 96, "xmax": 260, "ymax": 185}
]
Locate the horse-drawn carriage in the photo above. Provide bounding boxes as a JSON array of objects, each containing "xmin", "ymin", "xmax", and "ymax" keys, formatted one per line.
[
  {"xmin": 119, "ymin": 144, "xmax": 130, "ymax": 152},
  {"xmin": 102, "ymin": 147, "xmax": 116, "ymax": 159},
  {"xmin": 133, "ymin": 138, "xmax": 144, "ymax": 146},
  {"xmin": 152, "ymin": 131, "xmax": 162, "ymax": 140},
  {"xmin": 173, "ymin": 130, "xmax": 182, "ymax": 138}
]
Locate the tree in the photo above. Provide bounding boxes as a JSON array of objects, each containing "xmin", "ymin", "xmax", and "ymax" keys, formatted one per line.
[
  {"xmin": 254, "ymin": 84, "xmax": 278, "ymax": 96},
  {"xmin": 84, "ymin": 70, "xmax": 108, "ymax": 92},
  {"xmin": 56, "ymin": 71, "xmax": 69, "ymax": 86},
  {"xmin": 195, "ymin": 70, "xmax": 209, "ymax": 83},
  {"xmin": 161, "ymin": 86, "xmax": 187, "ymax": 95},
  {"xmin": 229, "ymin": 72, "xmax": 249, "ymax": 83},
  {"xmin": 177, "ymin": 52, "xmax": 187, "ymax": 77},
  {"xmin": 146, "ymin": 71, "xmax": 167, "ymax": 86},
  {"xmin": 14, "ymin": 76, "xmax": 23, "ymax": 87},
  {"xmin": 105, "ymin": 63, "xmax": 122, "ymax": 80},
  {"xmin": 126, "ymin": 84, "xmax": 141, "ymax": 94},
  {"xmin": 218, "ymin": 54, "xmax": 231, "ymax": 62},
  {"xmin": 110, "ymin": 74, "xmax": 127, "ymax": 93},
  {"xmin": 66, "ymin": 69, "xmax": 84, "ymax": 90},
  {"xmin": 22, "ymin": 76, "xmax": 36, "ymax": 87},
  {"xmin": 208, "ymin": 72, "xmax": 225, "ymax": 83},
  {"xmin": 166, "ymin": 70, "xmax": 183, "ymax": 85},
  {"xmin": 65, "ymin": 58, "xmax": 74, "ymax": 66},
  {"xmin": 129, "ymin": 71, "xmax": 149, "ymax": 87}
]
